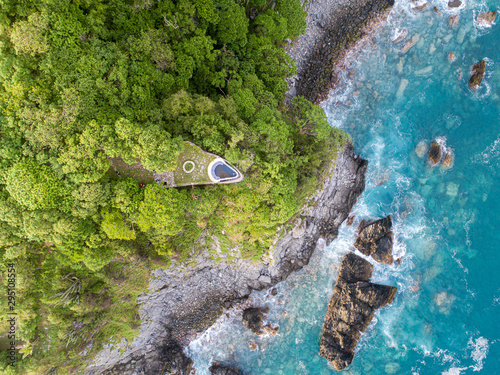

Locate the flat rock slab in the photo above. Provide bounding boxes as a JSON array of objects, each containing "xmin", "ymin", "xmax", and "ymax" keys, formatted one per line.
[
  {"xmin": 319, "ymin": 253, "xmax": 397, "ymax": 370},
  {"xmin": 354, "ymin": 216, "xmax": 394, "ymax": 264}
]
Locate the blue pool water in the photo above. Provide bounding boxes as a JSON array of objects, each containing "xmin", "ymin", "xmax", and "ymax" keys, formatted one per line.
[{"xmin": 187, "ymin": 0, "xmax": 500, "ymax": 373}]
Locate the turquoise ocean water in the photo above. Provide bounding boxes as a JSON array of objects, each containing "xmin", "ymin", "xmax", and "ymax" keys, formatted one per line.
[{"xmin": 187, "ymin": 0, "xmax": 500, "ymax": 373}]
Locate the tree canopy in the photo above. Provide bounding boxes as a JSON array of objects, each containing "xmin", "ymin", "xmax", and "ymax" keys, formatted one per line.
[{"xmin": 0, "ymin": 0, "xmax": 347, "ymax": 372}]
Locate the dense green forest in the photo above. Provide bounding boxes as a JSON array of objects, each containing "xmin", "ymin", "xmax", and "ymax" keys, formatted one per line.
[{"xmin": 0, "ymin": 0, "xmax": 347, "ymax": 373}]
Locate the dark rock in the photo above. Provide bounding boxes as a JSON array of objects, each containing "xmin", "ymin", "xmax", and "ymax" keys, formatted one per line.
[
  {"xmin": 337, "ymin": 252, "xmax": 373, "ymax": 282},
  {"xmin": 447, "ymin": 0, "xmax": 462, "ymax": 8},
  {"xmin": 270, "ymin": 288, "xmax": 278, "ymax": 296},
  {"xmin": 319, "ymin": 253, "xmax": 397, "ymax": 370},
  {"xmin": 428, "ymin": 142, "xmax": 443, "ymax": 166},
  {"xmin": 469, "ymin": 60, "xmax": 486, "ymax": 91},
  {"xmin": 210, "ymin": 363, "xmax": 241, "ymax": 375},
  {"xmin": 354, "ymin": 216, "xmax": 394, "ymax": 264},
  {"xmin": 242, "ymin": 307, "xmax": 269, "ymax": 335}
]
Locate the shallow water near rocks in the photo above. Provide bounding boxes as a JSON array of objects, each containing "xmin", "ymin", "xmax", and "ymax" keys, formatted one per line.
[{"xmin": 187, "ymin": 0, "xmax": 500, "ymax": 373}]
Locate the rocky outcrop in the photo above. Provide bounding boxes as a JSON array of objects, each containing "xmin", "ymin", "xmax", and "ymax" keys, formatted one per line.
[
  {"xmin": 210, "ymin": 363, "xmax": 241, "ymax": 375},
  {"xmin": 477, "ymin": 11, "xmax": 497, "ymax": 28},
  {"xmin": 427, "ymin": 141, "xmax": 454, "ymax": 168},
  {"xmin": 286, "ymin": 0, "xmax": 395, "ymax": 104},
  {"xmin": 354, "ymin": 216, "xmax": 394, "ymax": 264},
  {"xmin": 85, "ymin": 143, "xmax": 367, "ymax": 374},
  {"xmin": 319, "ymin": 253, "xmax": 397, "ymax": 370},
  {"xmin": 469, "ymin": 60, "xmax": 486, "ymax": 91},
  {"xmin": 447, "ymin": 0, "xmax": 461, "ymax": 8},
  {"xmin": 428, "ymin": 142, "xmax": 443, "ymax": 166}
]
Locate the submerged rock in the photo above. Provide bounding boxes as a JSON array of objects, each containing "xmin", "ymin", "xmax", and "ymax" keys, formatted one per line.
[
  {"xmin": 354, "ymin": 216, "xmax": 394, "ymax": 265},
  {"xmin": 319, "ymin": 253, "xmax": 397, "ymax": 370},
  {"xmin": 402, "ymin": 34, "xmax": 420, "ymax": 54},
  {"xmin": 415, "ymin": 140, "xmax": 429, "ymax": 158},
  {"xmin": 263, "ymin": 324, "xmax": 279, "ymax": 336},
  {"xmin": 469, "ymin": 60, "xmax": 486, "ymax": 91},
  {"xmin": 442, "ymin": 147, "xmax": 454, "ymax": 168},
  {"xmin": 448, "ymin": 14, "xmax": 460, "ymax": 28},
  {"xmin": 242, "ymin": 306, "xmax": 269, "ymax": 335},
  {"xmin": 210, "ymin": 363, "xmax": 241, "ymax": 375},
  {"xmin": 476, "ymin": 11, "xmax": 497, "ymax": 28},
  {"xmin": 434, "ymin": 291, "xmax": 455, "ymax": 314},
  {"xmin": 392, "ymin": 29, "xmax": 408, "ymax": 43},
  {"xmin": 248, "ymin": 340, "xmax": 258, "ymax": 351}
]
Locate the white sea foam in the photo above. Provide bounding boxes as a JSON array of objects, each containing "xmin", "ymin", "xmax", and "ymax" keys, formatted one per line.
[
  {"xmin": 469, "ymin": 336, "xmax": 489, "ymax": 371},
  {"xmin": 442, "ymin": 367, "xmax": 468, "ymax": 375},
  {"xmin": 474, "ymin": 133, "xmax": 500, "ymax": 166}
]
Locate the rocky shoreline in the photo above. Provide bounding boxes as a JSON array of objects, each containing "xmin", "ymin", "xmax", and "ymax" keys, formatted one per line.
[
  {"xmin": 87, "ymin": 143, "xmax": 367, "ymax": 374},
  {"xmin": 85, "ymin": 0, "xmax": 399, "ymax": 371},
  {"xmin": 286, "ymin": 0, "xmax": 395, "ymax": 104}
]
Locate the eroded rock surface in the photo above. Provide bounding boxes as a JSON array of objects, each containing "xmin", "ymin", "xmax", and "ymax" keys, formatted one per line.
[
  {"xmin": 469, "ymin": 60, "xmax": 486, "ymax": 91},
  {"xmin": 319, "ymin": 253, "xmax": 397, "ymax": 370},
  {"xmin": 86, "ymin": 143, "xmax": 367, "ymax": 375},
  {"xmin": 354, "ymin": 216, "xmax": 394, "ymax": 264}
]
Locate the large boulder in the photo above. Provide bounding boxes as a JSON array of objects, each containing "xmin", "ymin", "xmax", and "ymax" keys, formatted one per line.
[
  {"xmin": 319, "ymin": 253, "xmax": 397, "ymax": 370},
  {"xmin": 469, "ymin": 60, "xmax": 486, "ymax": 91},
  {"xmin": 354, "ymin": 216, "xmax": 394, "ymax": 265},
  {"xmin": 477, "ymin": 11, "xmax": 497, "ymax": 28},
  {"xmin": 428, "ymin": 142, "xmax": 443, "ymax": 166},
  {"xmin": 242, "ymin": 306, "xmax": 269, "ymax": 335}
]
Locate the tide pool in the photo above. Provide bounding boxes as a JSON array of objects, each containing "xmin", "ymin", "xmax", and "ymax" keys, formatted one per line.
[{"xmin": 187, "ymin": 0, "xmax": 500, "ymax": 373}]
